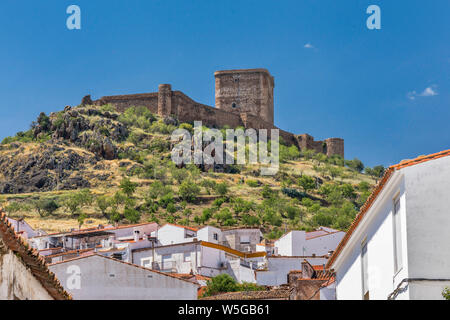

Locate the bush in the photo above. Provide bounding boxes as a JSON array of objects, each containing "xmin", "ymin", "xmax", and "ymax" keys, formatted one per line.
[
  {"xmin": 282, "ymin": 188, "xmax": 306, "ymax": 200},
  {"xmin": 159, "ymin": 193, "xmax": 175, "ymax": 208},
  {"xmin": 215, "ymin": 182, "xmax": 229, "ymax": 197},
  {"xmin": 246, "ymin": 179, "xmax": 260, "ymax": 188},
  {"xmin": 298, "ymin": 175, "xmax": 315, "ymax": 193},
  {"xmin": 203, "ymin": 274, "xmax": 239, "ymax": 297},
  {"xmin": 242, "ymin": 214, "xmax": 260, "ymax": 226},
  {"xmin": 179, "ymin": 180, "xmax": 201, "ymax": 203},
  {"xmin": 119, "ymin": 177, "xmax": 138, "ymax": 197},
  {"xmin": 179, "ymin": 123, "xmax": 193, "ymax": 134},
  {"xmin": 261, "ymin": 185, "xmax": 277, "ymax": 199},
  {"xmin": 214, "ymin": 208, "xmax": 236, "ymax": 226},
  {"xmin": 442, "ymin": 287, "xmax": 450, "ymax": 300},
  {"xmin": 124, "ymin": 206, "xmax": 141, "ymax": 223},
  {"xmin": 166, "ymin": 202, "xmax": 177, "ymax": 214}
]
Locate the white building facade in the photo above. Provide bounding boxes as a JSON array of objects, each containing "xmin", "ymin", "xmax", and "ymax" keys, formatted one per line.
[{"xmin": 328, "ymin": 151, "xmax": 450, "ymax": 300}]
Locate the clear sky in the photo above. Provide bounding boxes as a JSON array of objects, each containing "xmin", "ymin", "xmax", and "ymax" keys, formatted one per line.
[{"xmin": 0, "ymin": 1, "xmax": 448, "ymax": 167}]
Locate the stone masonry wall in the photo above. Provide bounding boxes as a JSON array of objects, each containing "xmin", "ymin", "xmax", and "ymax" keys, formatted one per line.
[{"xmin": 215, "ymin": 69, "xmax": 274, "ymax": 125}]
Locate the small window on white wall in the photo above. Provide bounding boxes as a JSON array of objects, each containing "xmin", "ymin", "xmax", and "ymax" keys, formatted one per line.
[
  {"xmin": 361, "ymin": 240, "xmax": 369, "ymax": 300},
  {"xmin": 393, "ymin": 197, "xmax": 403, "ymax": 273},
  {"xmin": 141, "ymin": 258, "xmax": 152, "ymax": 268},
  {"xmin": 183, "ymin": 252, "xmax": 191, "ymax": 262},
  {"xmin": 240, "ymin": 235, "xmax": 250, "ymax": 244}
]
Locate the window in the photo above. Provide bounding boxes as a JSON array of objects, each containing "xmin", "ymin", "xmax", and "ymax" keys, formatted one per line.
[
  {"xmin": 183, "ymin": 252, "xmax": 191, "ymax": 262},
  {"xmin": 393, "ymin": 197, "xmax": 403, "ymax": 273},
  {"xmin": 240, "ymin": 235, "xmax": 250, "ymax": 244},
  {"xmin": 141, "ymin": 258, "xmax": 152, "ymax": 268},
  {"xmin": 232, "ymin": 102, "xmax": 237, "ymax": 108},
  {"xmin": 361, "ymin": 241, "xmax": 369, "ymax": 300},
  {"xmin": 213, "ymin": 233, "xmax": 218, "ymax": 241}
]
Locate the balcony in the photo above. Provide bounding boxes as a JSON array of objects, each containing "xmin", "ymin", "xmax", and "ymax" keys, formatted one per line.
[{"xmin": 152, "ymin": 261, "xmax": 177, "ymax": 273}]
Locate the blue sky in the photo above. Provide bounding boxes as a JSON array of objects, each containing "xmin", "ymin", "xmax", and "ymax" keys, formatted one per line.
[{"xmin": 0, "ymin": 0, "xmax": 448, "ymax": 167}]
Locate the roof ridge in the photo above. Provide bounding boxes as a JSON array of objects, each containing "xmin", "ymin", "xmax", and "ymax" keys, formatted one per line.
[
  {"xmin": 0, "ymin": 210, "xmax": 71, "ymax": 300},
  {"xmin": 390, "ymin": 149, "xmax": 450, "ymax": 170}
]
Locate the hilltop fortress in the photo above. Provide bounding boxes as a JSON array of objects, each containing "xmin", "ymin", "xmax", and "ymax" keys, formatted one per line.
[{"xmin": 81, "ymin": 68, "xmax": 344, "ymax": 157}]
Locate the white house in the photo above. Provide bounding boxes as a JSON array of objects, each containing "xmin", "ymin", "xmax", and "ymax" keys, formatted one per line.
[
  {"xmin": 272, "ymin": 227, "xmax": 345, "ymax": 257},
  {"xmin": 49, "ymin": 253, "xmax": 199, "ymax": 300},
  {"xmin": 254, "ymin": 256, "xmax": 329, "ymax": 286},
  {"xmin": 132, "ymin": 240, "xmax": 266, "ymax": 280},
  {"xmin": 328, "ymin": 150, "xmax": 450, "ymax": 300},
  {"xmin": 154, "ymin": 223, "xmax": 198, "ymax": 246},
  {"xmin": 6, "ymin": 217, "xmax": 39, "ymax": 239},
  {"xmin": 196, "ymin": 226, "xmax": 222, "ymax": 244}
]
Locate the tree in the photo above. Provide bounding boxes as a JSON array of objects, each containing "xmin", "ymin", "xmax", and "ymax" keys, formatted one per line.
[
  {"xmin": 34, "ymin": 199, "xmax": 59, "ymax": 217},
  {"xmin": 203, "ymin": 274, "xmax": 239, "ymax": 297},
  {"xmin": 340, "ymin": 184, "xmax": 356, "ymax": 200},
  {"xmin": 119, "ymin": 177, "xmax": 138, "ymax": 197},
  {"xmin": 365, "ymin": 165, "xmax": 385, "ymax": 180},
  {"xmin": 215, "ymin": 182, "xmax": 229, "ymax": 197},
  {"xmin": 298, "ymin": 175, "xmax": 315, "ymax": 193},
  {"xmin": 77, "ymin": 213, "xmax": 87, "ymax": 230},
  {"xmin": 171, "ymin": 167, "xmax": 189, "ymax": 184},
  {"xmin": 96, "ymin": 195, "xmax": 109, "ymax": 217},
  {"xmin": 215, "ymin": 208, "xmax": 235, "ymax": 226},
  {"xmin": 179, "ymin": 180, "xmax": 201, "ymax": 203},
  {"xmin": 346, "ymin": 158, "xmax": 365, "ymax": 173},
  {"xmin": 37, "ymin": 112, "xmax": 50, "ymax": 131},
  {"xmin": 124, "ymin": 206, "xmax": 141, "ymax": 223},
  {"xmin": 327, "ymin": 166, "xmax": 343, "ymax": 180},
  {"xmin": 242, "ymin": 214, "xmax": 260, "ymax": 227},
  {"xmin": 442, "ymin": 287, "xmax": 450, "ymax": 300}
]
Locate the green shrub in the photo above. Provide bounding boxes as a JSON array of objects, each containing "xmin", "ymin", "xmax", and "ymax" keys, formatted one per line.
[
  {"xmin": 246, "ymin": 179, "xmax": 260, "ymax": 188},
  {"xmin": 203, "ymin": 274, "xmax": 239, "ymax": 297},
  {"xmin": 178, "ymin": 180, "xmax": 201, "ymax": 203}
]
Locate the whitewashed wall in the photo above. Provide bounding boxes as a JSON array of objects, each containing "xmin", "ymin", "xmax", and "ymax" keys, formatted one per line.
[{"xmin": 49, "ymin": 255, "xmax": 198, "ymax": 300}]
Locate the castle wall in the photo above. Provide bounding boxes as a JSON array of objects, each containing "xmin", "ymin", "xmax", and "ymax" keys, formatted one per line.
[
  {"xmin": 171, "ymin": 91, "xmax": 243, "ymax": 128},
  {"xmin": 85, "ymin": 68, "xmax": 343, "ymax": 158},
  {"xmin": 95, "ymin": 93, "xmax": 158, "ymax": 113}
]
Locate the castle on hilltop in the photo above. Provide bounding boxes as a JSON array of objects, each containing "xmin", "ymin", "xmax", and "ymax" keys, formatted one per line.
[{"xmin": 81, "ymin": 68, "xmax": 344, "ymax": 157}]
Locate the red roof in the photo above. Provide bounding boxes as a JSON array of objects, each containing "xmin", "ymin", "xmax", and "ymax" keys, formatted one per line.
[{"xmin": 327, "ymin": 149, "xmax": 450, "ymax": 269}]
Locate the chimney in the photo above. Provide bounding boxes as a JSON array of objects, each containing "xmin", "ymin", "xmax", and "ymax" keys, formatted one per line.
[{"xmin": 134, "ymin": 230, "xmax": 140, "ymax": 242}]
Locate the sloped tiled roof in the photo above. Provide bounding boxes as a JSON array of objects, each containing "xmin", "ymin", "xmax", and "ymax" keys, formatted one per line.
[
  {"xmin": 200, "ymin": 288, "xmax": 290, "ymax": 300},
  {"xmin": 327, "ymin": 149, "xmax": 450, "ymax": 268},
  {"xmin": 0, "ymin": 210, "xmax": 71, "ymax": 300}
]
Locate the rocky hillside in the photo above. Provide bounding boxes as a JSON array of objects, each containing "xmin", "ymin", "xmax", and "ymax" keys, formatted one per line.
[{"xmin": 0, "ymin": 103, "xmax": 384, "ymax": 236}]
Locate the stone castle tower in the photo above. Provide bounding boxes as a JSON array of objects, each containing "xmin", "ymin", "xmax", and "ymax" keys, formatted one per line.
[{"xmin": 215, "ymin": 69, "xmax": 274, "ymax": 125}]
